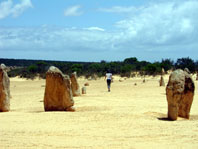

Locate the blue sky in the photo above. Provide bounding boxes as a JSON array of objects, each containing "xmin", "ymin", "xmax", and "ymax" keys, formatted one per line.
[{"xmin": 0, "ymin": 0, "xmax": 198, "ymax": 62}]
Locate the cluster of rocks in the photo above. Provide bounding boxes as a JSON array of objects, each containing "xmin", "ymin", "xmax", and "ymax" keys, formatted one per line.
[
  {"xmin": 0, "ymin": 64, "xmax": 82, "ymax": 112},
  {"xmin": 0, "ymin": 64, "xmax": 196, "ymax": 121},
  {"xmin": 119, "ymin": 78, "xmax": 125, "ymax": 82},
  {"xmin": 44, "ymin": 66, "xmax": 82, "ymax": 112},
  {"xmin": 44, "ymin": 66, "xmax": 89, "ymax": 111}
]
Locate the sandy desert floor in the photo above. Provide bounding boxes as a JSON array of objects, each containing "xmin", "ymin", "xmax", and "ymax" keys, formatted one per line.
[{"xmin": 1, "ymin": 75, "xmax": 198, "ymax": 149}]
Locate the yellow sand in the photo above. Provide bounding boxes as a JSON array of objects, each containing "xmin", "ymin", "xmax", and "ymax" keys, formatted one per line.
[{"xmin": 1, "ymin": 75, "xmax": 198, "ymax": 149}]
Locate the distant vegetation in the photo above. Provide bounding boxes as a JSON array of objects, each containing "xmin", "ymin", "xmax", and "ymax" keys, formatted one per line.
[{"xmin": 1, "ymin": 57, "xmax": 198, "ymax": 79}]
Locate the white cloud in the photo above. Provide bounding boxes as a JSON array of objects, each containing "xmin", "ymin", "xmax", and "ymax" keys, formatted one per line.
[
  {"xmin": 0, "ymin": 0, "xmax": 12, "ymax": 19},
  {"xmin": 64, "ymin": 5, "xmax": 83, "ymax": 16},
  {"xmin": 84, "ymin": 27, "xmax": 105, "ymax": 32},
  {"xmin": 114, "ymin": 0, "xmax": 198, "ymax": 47},
  {"xmin": 99, "ymin": 6, "xmax": 138, "ymax": 13},
  {"xmin": 0, "ymin": 26, "xmax": 113, "ymax": 52},
  {"xmin": 0, "ymin": 26, "xmax": 117, "ymax": 61},
  {"xmin": 11, "ymin": 0, "xmax": 33, "ymax": 17},
  {"xmin": 0, "ymin": 0, "xmax": 33, "ymax": 19}
]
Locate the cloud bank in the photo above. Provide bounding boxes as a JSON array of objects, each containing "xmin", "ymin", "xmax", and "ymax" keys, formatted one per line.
[
  {"xmin": 115, "ymin": 1, "xmax": 198, "ymax": 49},
  {"xmin": 1, "ymin": 0, "xmax": 198, "ymax": 61},
  {"xmin": 0, "ymin": 0, "xmax": 33, "ymax": 19},
  {"xmin": 101, "ymin": 0, "xmax": 198, "ymax": 54}
]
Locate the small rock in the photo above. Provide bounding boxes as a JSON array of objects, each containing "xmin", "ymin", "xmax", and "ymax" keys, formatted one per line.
[
  {"xmin": 159, "ymin": 76, "xmax": 165, "ymax": 86},
  {"xmin": 82, "ymin": 86, "xmax": 86, "ymax": 94},
  {"xmin": 84, "ymin": 82, "xmax": 89, "ymax": 86}
]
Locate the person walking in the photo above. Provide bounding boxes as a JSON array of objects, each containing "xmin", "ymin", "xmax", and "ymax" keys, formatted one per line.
[{"xmin": 105, "ymin": 70, "xmax": 112, "ymax": 92}]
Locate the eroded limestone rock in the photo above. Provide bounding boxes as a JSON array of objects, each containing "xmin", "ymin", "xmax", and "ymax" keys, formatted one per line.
[
  {"xmin": 44, "ymin": 66, "xmax": 74, "ymax": 111},
  {"xmin": 0, "ymin": 64, "xmax": 10, "ymax": 112},
  {"xmin": 161, "ymin": 68, "xmax": 165, "ymax": 75},
  {"xmin": 159, "ymin": 76, "xmax": 165, "ymax": 86},
  {"xmin": 70, "ymin": 72, "xmax": 80, "ymax": 97},
  {"xmin": 166, "ymin": 69, "xmax": 194, "ymax": 120}
]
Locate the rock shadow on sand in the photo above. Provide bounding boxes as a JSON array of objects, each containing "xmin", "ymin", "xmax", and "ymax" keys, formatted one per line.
[
  {"xmin": 157, "ymin": 117, "xmax": 174, "ymax": 121},
  {"xmin": 157, "ymin": 115, "xmax": 198, "ymax": 121},
  {"xmin": 144, "ymin": 111, "xmax": 176, "ymax": 121}
]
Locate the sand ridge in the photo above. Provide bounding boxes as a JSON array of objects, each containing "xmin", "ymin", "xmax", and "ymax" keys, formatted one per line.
[{"xmin": 1, "ymin": 75, "xmax": 198, "ymax": 148}]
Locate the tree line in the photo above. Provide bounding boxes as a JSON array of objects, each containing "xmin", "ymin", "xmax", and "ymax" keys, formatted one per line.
[{"xmin": 1, "ymin": 57, "xmax": 198, "ymax": 79}]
